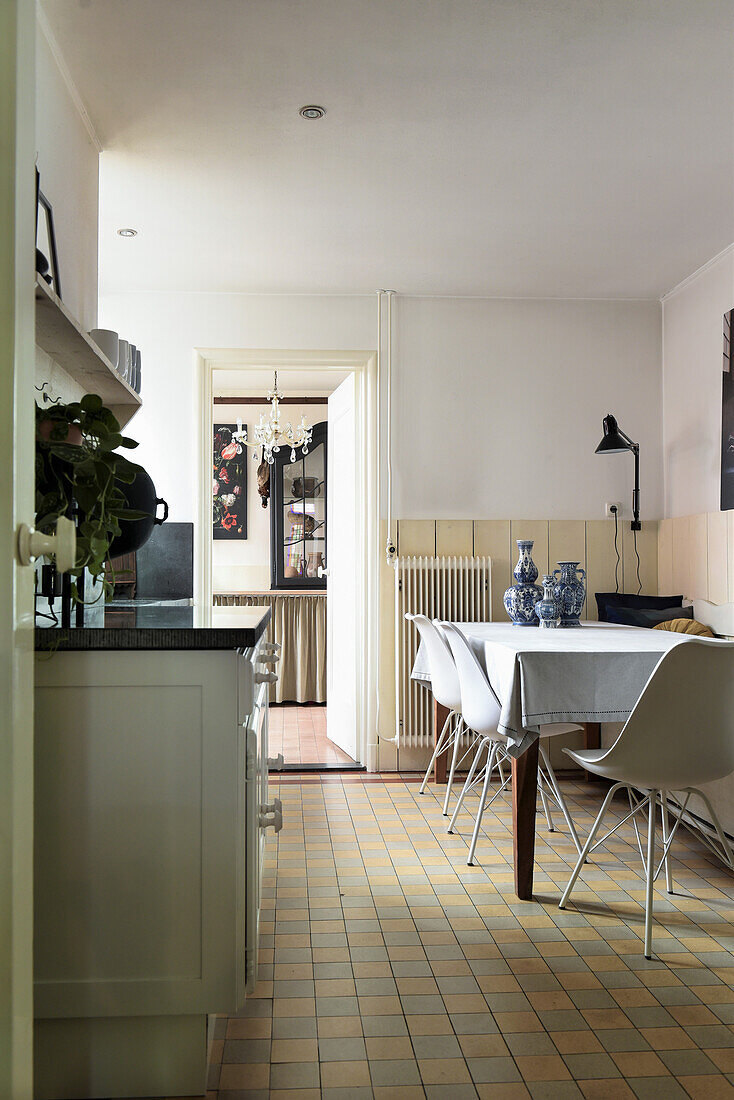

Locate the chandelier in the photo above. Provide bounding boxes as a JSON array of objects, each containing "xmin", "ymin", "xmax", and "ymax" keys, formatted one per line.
[{"xmin": 233, "ymin": 371, "xmax": 313, "ymax": 465}]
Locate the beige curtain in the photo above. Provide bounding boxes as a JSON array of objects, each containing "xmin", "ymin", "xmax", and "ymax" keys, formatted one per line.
[{"xmin": 214, "ymin": 593, "xmax": 326, "ymax": 703}]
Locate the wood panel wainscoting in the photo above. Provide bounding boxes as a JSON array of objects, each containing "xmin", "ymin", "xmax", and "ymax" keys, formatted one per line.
[{"xmin": 213, "ymin": 592, "xmax": 326, "ymax": 703}]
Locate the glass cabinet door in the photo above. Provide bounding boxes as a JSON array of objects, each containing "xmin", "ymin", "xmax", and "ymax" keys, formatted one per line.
[{"xmin": 271, "ymin": 420, "xmax": 327, "ymax": 589}]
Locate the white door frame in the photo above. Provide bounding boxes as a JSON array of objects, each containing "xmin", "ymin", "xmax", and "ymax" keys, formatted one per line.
[{"xmin": 196, "ymin": 349, "xmax": 379, "ymax": 770}]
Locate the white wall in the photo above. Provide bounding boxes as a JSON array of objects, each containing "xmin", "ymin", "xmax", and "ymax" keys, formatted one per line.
[
  {"xmin": 99, "ymin": 291, "xmax": 663, "ymax": 544},
  {"xmin": 35, "ymin": 17, "xmax": 99, "ymax": 331},
  {"xmin": 212, "ymin": 401, "xmax": 327, "ymax": 592},
  {"xmin": 393, "ymin": 296, "xmax": 662, "ymax": 521},
  {"xmin": 662, "ymin": 247, "xmax": 734, "ymax": 518},
  {"xmin": 98, "ymin": 293, "xmax": 371, "ymax": 527}
]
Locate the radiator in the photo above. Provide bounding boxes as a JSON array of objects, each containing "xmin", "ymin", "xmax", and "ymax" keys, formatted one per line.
[{"xmin": 395, "ymin": 555, "xmax": 492, "ymax": 748}]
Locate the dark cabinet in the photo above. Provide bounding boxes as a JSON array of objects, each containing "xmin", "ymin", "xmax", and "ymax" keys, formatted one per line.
[{"xmin": 270, "ymin": 421, "xmax": 327, "ymax": 589}]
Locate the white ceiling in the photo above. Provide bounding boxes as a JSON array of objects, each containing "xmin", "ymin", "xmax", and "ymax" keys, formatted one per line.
[{"xmin": 43, "ymin": 0, "xmax": 734, "ymax": 299}]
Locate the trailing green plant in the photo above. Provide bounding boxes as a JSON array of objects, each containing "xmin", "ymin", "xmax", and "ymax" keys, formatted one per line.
[{"xmin": 35, "ymin": 393, "xmax": 147, "ymax": 598}]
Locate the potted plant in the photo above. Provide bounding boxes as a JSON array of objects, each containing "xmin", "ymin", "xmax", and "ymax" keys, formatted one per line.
[{"xmin": 35, "ymin": 393, "xmax": 147, "ymax": 599}]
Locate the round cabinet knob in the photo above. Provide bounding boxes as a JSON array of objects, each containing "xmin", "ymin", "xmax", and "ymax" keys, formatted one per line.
[{"xmin": 17, "ymin": 516, "xmax": 76, "ymax": 573}]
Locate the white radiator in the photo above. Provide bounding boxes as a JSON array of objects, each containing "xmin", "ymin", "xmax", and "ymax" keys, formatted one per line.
[{"xmin": 395, "ymin": 555, "xmax": 492, "ymax": 748}]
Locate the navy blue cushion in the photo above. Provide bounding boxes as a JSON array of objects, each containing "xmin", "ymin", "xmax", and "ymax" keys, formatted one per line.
[
  {"xmin": 605, "ymin": 604, "xmax": 693, "ymax": 628},
  {"xmin": 595, "ymin": 591, "xmax": 684, "ymax": 623}
]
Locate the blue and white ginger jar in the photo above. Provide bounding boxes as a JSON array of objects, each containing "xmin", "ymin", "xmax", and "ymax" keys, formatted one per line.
[
  {"xmin": 504, "ymin": 540, "xmax": 542, "ymax": 626},
  {"xmin": 535, "ymin": 574, "xmax": 561, "ymax": 628},
  {"xmin": 552, "ymin": 561, "xmax": 586, "ymax": 627}
]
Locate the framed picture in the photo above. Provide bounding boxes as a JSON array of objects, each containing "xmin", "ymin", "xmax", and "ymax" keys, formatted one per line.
[
  {"xmin": 36, "ymin": 169, "xmax": 62, "ymax": 299},
  {"xmin": 213, "ymin": 423, "xmax": 247, "ymax": 539}
]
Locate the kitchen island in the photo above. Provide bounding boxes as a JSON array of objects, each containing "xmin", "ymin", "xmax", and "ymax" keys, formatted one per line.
[{"xmin": 34, "ymin": 604, "xmax": 278, "ymax": 1099}]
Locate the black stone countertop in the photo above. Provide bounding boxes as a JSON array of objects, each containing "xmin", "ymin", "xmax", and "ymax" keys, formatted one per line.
[{"xmin": 35, "ymin": 603, "xmax": 271, "ymax": 652}]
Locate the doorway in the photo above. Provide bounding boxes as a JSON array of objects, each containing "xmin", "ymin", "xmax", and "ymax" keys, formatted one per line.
[{"xmin": 197, "ymin": 350, "xmax": 379, "ymax": 771}]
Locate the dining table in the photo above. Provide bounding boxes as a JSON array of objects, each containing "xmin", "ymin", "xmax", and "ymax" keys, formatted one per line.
[{"xmin": 411, "ymin": 620, "xmax": 694, "ymax": 900}]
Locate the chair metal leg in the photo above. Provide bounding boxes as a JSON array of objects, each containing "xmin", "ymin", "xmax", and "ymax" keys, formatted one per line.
[
  {"xmin": 467, "ymin": 742, "xmax": 497, "ymax": 865},
  {"xmin": 539, "ymin": 744, "xmax": 583, "ymax": 856},
  {"xmin": 672, "ymin": 787, "xmax": 734, "ymax": 871},
  {"xmin": 660, "ymin": 792, "xmax": 674, "ymax": 894},
  {"xmin": 559, "ymin": 781, "xmax": 627, "ymax": 910},
  {"xmin": 442, "ymin": 718, "xmax": 464, "ymax": 816},
  {"xmin": 419, "ymin": 710, "xmax": 455, "ymax": 794},
  {"xmin": 538, "ymin": 771, "xmax": 555, "ymax": 832},
  {"xmin": 447, "ymin": 737, "xmax": 487, "ymax": 834},
  {"xmin": 645, "ymin": 791, "xmax": 657, "ymax": 959}
]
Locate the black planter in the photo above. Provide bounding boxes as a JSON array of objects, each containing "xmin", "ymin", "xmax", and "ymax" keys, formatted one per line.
[{"xmin": 109, "ymin": 464, "xmax": 169, "ymax": 557}]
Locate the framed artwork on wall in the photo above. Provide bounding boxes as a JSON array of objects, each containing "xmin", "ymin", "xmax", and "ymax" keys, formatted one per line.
[
  {"xmin": 213, "ymin": 423, "xmax": 247, "ymax": 539},
  {"xmin": 721, "ymin": 309, "xmax": 734, "ymax": 510},
  {"xmin": 36, "ymin": 169, "xmax": 62, "ymax": 299}
]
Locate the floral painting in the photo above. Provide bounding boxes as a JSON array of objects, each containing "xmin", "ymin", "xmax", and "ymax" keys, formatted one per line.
[{"xmin": 213, "ymin": 423, "xmax": 247, "ymax": 539}]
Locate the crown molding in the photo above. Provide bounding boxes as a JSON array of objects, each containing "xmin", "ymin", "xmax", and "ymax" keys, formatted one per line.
[
  {"xmin": 660, "ymin": 241, "xmax": 734, "ymax": 303},
  {"xmin": 36, "ymin": 3, "xmax": 103, "ymax": 154}
]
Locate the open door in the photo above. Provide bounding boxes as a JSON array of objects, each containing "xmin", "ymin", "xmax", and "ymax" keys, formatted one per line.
[
  {"xmin": 1, "ymin": 2, "xmax": 36, "ymax": 1093},
  {"xmin": 325, "ymin": 374, "xmax": 358, "ymax": 762}
]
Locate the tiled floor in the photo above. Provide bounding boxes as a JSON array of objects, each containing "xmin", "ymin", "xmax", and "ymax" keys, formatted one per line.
[
  {"xmin": 207, "ymin": 772, "xmax": 734, "ymax": 1099},
  {"xmin": 269, "ymin": 705, "xmax": 355, "ymax": 766}
]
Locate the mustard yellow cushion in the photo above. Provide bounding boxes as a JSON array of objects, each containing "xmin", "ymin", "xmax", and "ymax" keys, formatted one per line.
[{"xmin": 652, "ymin": 617, "xmax": 714, "ymax": 637}]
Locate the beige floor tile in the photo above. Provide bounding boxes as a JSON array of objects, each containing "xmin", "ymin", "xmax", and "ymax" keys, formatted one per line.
[
  {"xmin": 458, "ymin": 1033, "xmax": 510, "ymax": 1058},
  {"xmin": 320, "ymin": 1059, "xmax": 371, "ymax": 1087},
  {"xmin": 272, "ymin": 997, "xmax": 316, "ymax": 1017},
  {"xmin": 493, "ymin": 1011, "xmax": 544, "ymax": 1033},
  {"xmin": 611, "ymin": 1051, "xmax": 668, "ymax": 1077},
  {"xmin": 514, "ymin": 1054, "xmax": 572, "ymax": 1081},
  {"xmin": 418, "ymin": 1056, "xmax": 472, "ymax": 1084},
  {"xmin": 708, "ymin": 1049, "xmax": 734, "ymax": 1073},
  {"xmin": 578, "ymin": 1081, "xmax": 636, "ymax": 1099},
  {"xmin": 550, "ymin": 1030, "xmax": 602, "ymax": 1054},
  {"xmin": 677, "ymin": 1076, "xmax": 734, "ymax": 1099},
  {"xmin": 406, "ymin": 1014, "xmax": 453, "ymax": 1035},
  {"xmin": 317, "ymin": 1016, "xmax": 363, "ymax": 1038},
  {"xmin": 225, "ymin": 1018, "xmax": 271, "ymax": 1040},
  {"xmin": 359, "ymin": 994, "xmax": 403, "ymax": 1015},
  {"xmin": 269, "ymin": 1091, "xmax": 321, "ymax": 1100},
  {"xmin": 217, "ymin": 1062, "xmax": 270, "ymax": 1089},
  {"xmin": 269, "ymin": 1037, "xmax": 318, "ymax": 1062},
  {"xmin": 475, "ymin": 1086, "xmax": 531, "ymax": 1100},
  {"xmin": 365, "ymin": 1035, "xmax": 415, "ymax": 1060}
]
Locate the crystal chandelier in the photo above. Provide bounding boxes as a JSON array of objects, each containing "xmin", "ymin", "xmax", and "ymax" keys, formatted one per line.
[{"xmin": 233, "ymin": 371, "xmax": 313, "ymax": 465}]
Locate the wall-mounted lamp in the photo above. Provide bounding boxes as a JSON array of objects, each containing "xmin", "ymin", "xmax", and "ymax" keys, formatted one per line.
[{"xmin": 595, "ymin": 413, "xmax": 641, "ymax": 531}]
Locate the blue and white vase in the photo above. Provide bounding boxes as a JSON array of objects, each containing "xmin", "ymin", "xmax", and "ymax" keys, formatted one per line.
[
  {"xmin": 535, "ymin": 574, "xmax": 561, "ymax": 628},
  {"xmin": 503, "ymin": 539, "xmax": 543, "ymax": 626},
  {"xmin": 552, "ymin": 561, "xmax": 586, "ymax": 627}
]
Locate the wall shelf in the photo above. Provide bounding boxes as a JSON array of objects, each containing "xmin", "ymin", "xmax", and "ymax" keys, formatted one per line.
[{"xmin": 35, "ymin": 276, "xmax": 142, "ymax": 427}]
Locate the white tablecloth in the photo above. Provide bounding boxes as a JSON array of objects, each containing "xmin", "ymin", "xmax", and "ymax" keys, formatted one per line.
[{"xmin": 411, "ymin": 621, "xmax": 693, "ymax": 756}]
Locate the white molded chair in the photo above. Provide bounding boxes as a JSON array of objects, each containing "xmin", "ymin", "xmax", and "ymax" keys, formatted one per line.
[
  {"xmin": 408, "ymin": 613, "xmax": 488, "ymax": 815},
  {"xmin": 559, "ymin": 637, "xmax": 734, "ymax": 959},
  {"xmin": 441, "ymin": 622, "xmax": 583, "ymax": 865}
]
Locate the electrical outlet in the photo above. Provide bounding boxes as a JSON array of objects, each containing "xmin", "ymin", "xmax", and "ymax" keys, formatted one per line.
[{"xmin": 605, "ymin": 501, "xmax": 622, "ymax": 518}]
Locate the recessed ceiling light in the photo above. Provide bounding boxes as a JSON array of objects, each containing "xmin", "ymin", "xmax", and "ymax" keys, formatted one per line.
[
  {"xmin": 117, "ymin": 228, "xmax": 138, "ymax": 237},
  {"xmin": 299, "ymin": 105, "xmax": 326, "ymax": 120}
]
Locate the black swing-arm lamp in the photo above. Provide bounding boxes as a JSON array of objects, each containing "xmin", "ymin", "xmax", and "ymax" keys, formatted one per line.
[{"xmin": 595, "ymin": 413, "xmax": 641, "ymax": 531}]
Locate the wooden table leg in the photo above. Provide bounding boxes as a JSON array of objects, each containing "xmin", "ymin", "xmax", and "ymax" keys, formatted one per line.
[
  {"xmin": 581, "ymin": 722, "xmax": 601, "ymax": 783},
  {"xmin": 512, "ymin": 739, "xmax": 539, "ymax": 901},
  {"xmin": 433, "ymin": 699, "xmax": 450, "ymax": 784}
]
